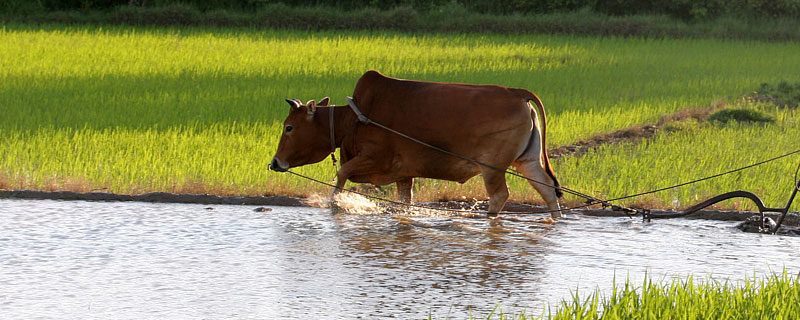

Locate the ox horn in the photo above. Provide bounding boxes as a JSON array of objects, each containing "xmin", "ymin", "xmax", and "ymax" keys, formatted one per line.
[{"xmin": 286, "ymin": 99, "xmax": 300, "ymax": 109}]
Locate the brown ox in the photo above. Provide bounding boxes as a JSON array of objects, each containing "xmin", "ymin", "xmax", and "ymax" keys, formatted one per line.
[{"xmin": 270, "ymin": 70, "xmax": 563, "ymax": 217}]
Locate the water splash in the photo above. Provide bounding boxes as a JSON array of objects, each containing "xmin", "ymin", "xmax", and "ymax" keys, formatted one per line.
[
  {"xmin": 332, "ymin": 192, "xmax": 380, "ymax": 215},
  {"xmin": 303, "ymin": 192, "xmax": 380, "ymax": 215},
  {"xmin": 303, "ymin": 193, "xmax": 332, "ymax": 208},
  {"xmin": 304, "ymin": 191, "xmax": 485, "ymax": 217}
]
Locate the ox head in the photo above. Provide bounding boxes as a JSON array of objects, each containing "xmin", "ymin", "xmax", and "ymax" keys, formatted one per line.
[{"xmin": 270, "ymin": 97, "xmax": 331, "ymax": 172}]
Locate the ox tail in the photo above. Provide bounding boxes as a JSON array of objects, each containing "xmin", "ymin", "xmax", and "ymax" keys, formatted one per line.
[{"xmin": 522, "ymin": 91, "xmax": 563, "ymax": 198}]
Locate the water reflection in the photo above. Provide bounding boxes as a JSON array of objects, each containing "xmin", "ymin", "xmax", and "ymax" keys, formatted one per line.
[
  {"xmin": 330, "ymin": 215, "xmax": 559, "ymax": 316},
  {"xmin": 1, "ymin": 199, "xmax": 798, "ymax": 319}
]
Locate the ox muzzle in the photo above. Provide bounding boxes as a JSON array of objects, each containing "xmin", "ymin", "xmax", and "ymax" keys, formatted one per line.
[{"xmin": 269, "ymin": 157, "xmax": 289, "ymax": 172}]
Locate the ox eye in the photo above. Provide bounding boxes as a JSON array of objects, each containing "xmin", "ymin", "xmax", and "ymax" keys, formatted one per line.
[{"xmin": 285, "ymin": 125, "xmax": 293, "ymax": 133}]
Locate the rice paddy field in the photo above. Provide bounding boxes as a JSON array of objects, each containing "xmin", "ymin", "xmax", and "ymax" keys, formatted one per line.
[{"xmin": 1, "ymin": 23, "xmax": 799, "ymax": 211}]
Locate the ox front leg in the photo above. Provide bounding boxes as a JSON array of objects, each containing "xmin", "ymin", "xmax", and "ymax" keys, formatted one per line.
[
  {"xmin": 396, "ymin": 178, "xmax": 413, "ymax": 203},
  {"xmin": 514, "ymin": 160, "xmax": 562, "ymax": 219},
  {"xmin": 481, "ymin": 169, "xmax": 510, "ymax": 218},
  {"xmin": 330, "ymin": 176, "xmax": 346, "ymax": 214},
  {"xmin": 330, "ymin": 155, "xmax": 376, "ymax": 213}
]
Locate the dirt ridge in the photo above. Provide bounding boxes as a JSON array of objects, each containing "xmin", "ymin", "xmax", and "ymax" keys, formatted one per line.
[{"xmin": 549, "ymin": 104, "xmax": 720, "ymax": 159}]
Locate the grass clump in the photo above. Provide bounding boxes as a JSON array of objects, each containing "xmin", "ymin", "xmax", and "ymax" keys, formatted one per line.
[
  {"xmin": 463, "ymin": 272, "xmax": 800, "ymax": 319},
  {"xmin": 709, "ymin": 108, "xmax": 775, "ymax": 124},
  {"xmin": 750, "ymin": 81, "xmax": 800, "ymax": 109}
]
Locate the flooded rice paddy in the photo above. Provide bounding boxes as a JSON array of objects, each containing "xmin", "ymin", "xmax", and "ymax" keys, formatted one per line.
[{"xmin": 1, "ymin": 198, "xmax": 799, "ymax": 319}]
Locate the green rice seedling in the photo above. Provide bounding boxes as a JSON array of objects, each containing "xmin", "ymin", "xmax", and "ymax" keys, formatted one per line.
[
  {"xmin": 1, "ymin": 24, "xmax": 799, "ymax": 204},
  {"xmin": 567, "ymin": 271, "xmax": 800, "ymax": 319},
  {"xmin": 549, "ymin": 106, "xmax": 800, "ymax": 211}
]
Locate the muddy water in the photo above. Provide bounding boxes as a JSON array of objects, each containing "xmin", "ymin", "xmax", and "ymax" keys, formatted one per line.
[{"xmin": 1, "ymin": 199, "xmax": 798, "ymax": 319}]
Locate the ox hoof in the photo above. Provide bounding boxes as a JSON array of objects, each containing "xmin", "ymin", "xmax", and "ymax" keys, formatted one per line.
[
  {"xmin": 487, "ymin": 212, "xmax": 500, "ymax": 219},
  {"xmin": 330, "ymin": 202, "xmax": 345, "ymax": 215}
]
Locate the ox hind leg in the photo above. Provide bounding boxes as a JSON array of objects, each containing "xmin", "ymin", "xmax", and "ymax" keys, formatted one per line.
[
  {"xmin": 514, "ymin": 160, "xmax": 562, "ymax": 218},
  {"xmin": 396, "ymin": 178, "xmax": 413, "ymax": 203},
  {"xmin": 480, "ymin": 168, "xmax": 510, "ymax": 218}
]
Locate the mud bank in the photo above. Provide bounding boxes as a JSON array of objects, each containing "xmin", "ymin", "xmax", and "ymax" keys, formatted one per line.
[
  {"xmin": 0, "ymin": 189, "xmax": 305, "ymax": 206},
  {"xmin": 3, "ymin": 189, "xmax": 797, "ymax": 229}
]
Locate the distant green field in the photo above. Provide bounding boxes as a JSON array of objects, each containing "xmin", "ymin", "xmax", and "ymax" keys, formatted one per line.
[{"xmin": 1, "ymin": 24, "xmax": 799, "ymax": 210}]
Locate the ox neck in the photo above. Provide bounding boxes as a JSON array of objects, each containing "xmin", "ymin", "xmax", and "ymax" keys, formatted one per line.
[{"xmin": 318, "ymin": 105, "xmax": 352, "ymax": 150}]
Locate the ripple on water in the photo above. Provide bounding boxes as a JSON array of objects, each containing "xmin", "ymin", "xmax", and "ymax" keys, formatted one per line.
[{"xmin": 1, "ymin": 198, "xmax": 798, "ymax": 319}]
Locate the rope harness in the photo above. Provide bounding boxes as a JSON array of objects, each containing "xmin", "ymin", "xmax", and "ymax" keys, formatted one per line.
[
  {"xmin": 328, "ymin": 104, "xmax": 338, "ymax": 171},
  {"xmin": 281, "ymin": 97, "xmax": 800, "ymax": 232}
]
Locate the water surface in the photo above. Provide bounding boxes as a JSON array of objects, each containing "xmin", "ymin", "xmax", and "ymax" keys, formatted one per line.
[{"xmin": 1, "ymin": 199, "xmax": 798, "ymax": 319}]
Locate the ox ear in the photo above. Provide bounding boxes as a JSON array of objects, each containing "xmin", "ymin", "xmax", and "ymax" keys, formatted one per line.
[
  {"xmin": 305, "ymin": 99, "xmax": 316, "ymax": 120},
  {"xmin": 286, "ymin": 99, "xmax": 300, "ymax": 109},
  {"xmin": 318, "ymin": 97, "xmax": 330, "ymax": 107}
]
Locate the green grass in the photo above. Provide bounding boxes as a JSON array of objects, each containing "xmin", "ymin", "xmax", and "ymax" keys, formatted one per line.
[
  {"xmin": 454, "ymin": 272, "xmax": 800, "ymax": 319},
  {"xmin": 1, "ymin": 24, "xmax": 799, "ymax": 209}
]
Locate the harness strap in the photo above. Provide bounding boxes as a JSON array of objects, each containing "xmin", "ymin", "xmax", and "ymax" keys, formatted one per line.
[
  {"xmin": 329, "ymin": 105, "xmax": 338, "ymax": 169},
  {"xmin": 346, "ymin": 96, "xmax": 372, "ymax": 124}
]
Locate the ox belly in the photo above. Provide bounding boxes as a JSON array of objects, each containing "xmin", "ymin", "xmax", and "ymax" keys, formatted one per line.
[
  {"xmin": 344, "ymin": 141, "xmax": 503, "ymax": 186},
  {"xmin": 342, "ymin": 116, "xmax": 532, "ymax": 187}
]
